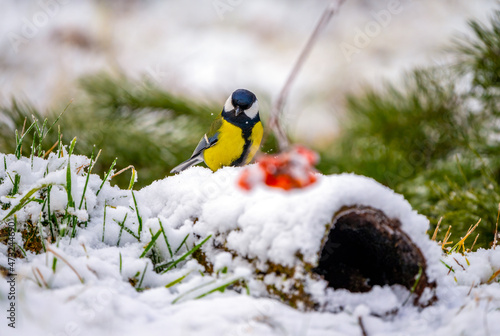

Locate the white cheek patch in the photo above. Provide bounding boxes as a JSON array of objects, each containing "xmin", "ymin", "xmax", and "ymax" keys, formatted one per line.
[
  {"xmin": 244, "ymin": 100, "xmax": 259, "ymax": 119},
  {"xmin": 224, "ymin": 96, "xmax": 234, "ymax": 112}
]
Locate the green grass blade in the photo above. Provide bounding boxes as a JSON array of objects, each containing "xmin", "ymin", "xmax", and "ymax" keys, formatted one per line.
[
  {"xmin": 136, "ymin": 263, "xmax": 148, "ymax": 290},
  {"xmin": 115, "ymin": 214, "xmax": 129, "ymax": 246},
  {"xmin": 78, "ymin": 146, "xmax": 95, "ymax": 209},
  {"xmin": 165, "ymin": 271, "xmax": 191, "ymax": 288},
  {"xmin": 15, "ymin": 120, "xmax": 37, "ymax": 159},
  {"xmin": 194, "ymin": 277, "xmax": 242, "ymax": 300},
  {"xmin": 14, "ymin": 243, "xmax": 26, "ymax": 258},
  {"xmin": 131, "ymin": 191, "xmax": 142, "ymax": 237},
  {"xmin": 162, "ymin": 235, "xmax": 211, "ymax": 274},
  {"xmin": 440, "ymin": 259, "xmax": 455, "ymax": 272},
  {"xmin": 158, "ymin": 219, "xmax": 173, "ymax": 258},
  {"xmin": 57, "ymin": 126, "xmax": 63, "ymax": 158},
  {"xmin": 2, "ymin": 184, "xmax": 52, "ymax": 221},
  {"xmin": 37, "ymin": 220, "xmax": 46, "ymax": 253},
  {"xmin": 175, "ymin": 234, "xmax": 190, "ymax": 254},
  {"xmin": 96, "ymin": 158, "xmax": 117, "ymax": 196},
  {"xmin": 140, "ymin": 229, "xmax": 162, "ymax": 258},
  {"xmin": 52, "ymin": 255, "xmax": 58, "ymax": 273},
  {"xmin": 102, "ymin": 201, "xmax": 107, "ymax": 242},
  {"xmin": 5, "ymin": 171, "xmax": 14, "ymax": 186},
  {"xmin": 128, "ymin": 167, "xmax": 137, "ymax": 190},
  {"xmin": 172, "ymin": 279, "xmax": 217, "ymax": 304},
  {"xmin": 46, "ymin": 185, "xmax": 55, "ymax": 241},
  {"xmin": 39, "ymin": 102, "xmax": 70, "ymax": 157},
  {"xmin": 403, "ymin": 266, "xmax": 423, "ymax": 306},
  {"xmin": 67, "ymin": 136, "xmax": 77, "ymax": 156},
  {"xmin": 65, "ymin": 141, "xmax": 77, "ymax": 209},
  {"xmin": 30, "ymin": 131, "xmax": 36, "ymax": 167},
  {"xmin": 11, "ymin": 174, "xmax": 20, "ymax": 195}
]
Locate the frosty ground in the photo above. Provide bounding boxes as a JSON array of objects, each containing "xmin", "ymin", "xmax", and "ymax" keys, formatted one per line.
[
  {"xmin": 0, "ymin": 151, "xmax": 499, "ymax": 336},
  {"xmin": 1, "ymin": 1, "xmax": 499, "ymax": 335}
]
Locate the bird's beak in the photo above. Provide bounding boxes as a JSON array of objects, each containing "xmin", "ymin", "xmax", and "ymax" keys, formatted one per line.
[{"xmin": 234, "ymin": 106, "xmax": 242, "ymax": 116}]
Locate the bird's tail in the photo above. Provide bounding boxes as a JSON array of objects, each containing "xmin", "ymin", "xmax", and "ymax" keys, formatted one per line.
[{"xmin": 170, "ymin": 156, "xmax": 204, "ymax": 174}]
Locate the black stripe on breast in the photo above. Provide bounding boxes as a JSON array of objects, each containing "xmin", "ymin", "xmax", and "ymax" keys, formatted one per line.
[
  {"xmin": 222, "ymin": 111, "xmax": 259, "ymax": 166},
  {"xmin": 231, "ymin": 136, "xmax": 252, "ymax": 166}
]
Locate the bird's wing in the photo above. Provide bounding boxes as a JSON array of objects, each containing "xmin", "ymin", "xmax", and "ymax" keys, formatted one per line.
[
  {"xmin": 207, "ymin": 112, "xmax": 223, "ymax": 138},
  {"xmin": 189, "ymin": 112, "xmax": 223, "ymax": 157},
  {"xmin": 191, "ymin": 132, "xmax": 219, "ymax": 158},
  {"xmin": 170, "ymin": 113, "xmax": 223, "ymax": 174},
  {"xmin": 171, "ymin": 132, "xmax": 218, "ymax": 174}
]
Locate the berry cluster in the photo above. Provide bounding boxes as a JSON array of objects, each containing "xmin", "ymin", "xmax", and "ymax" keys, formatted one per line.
[{"xmin": 238, "ymin": 146, "xmax": 319, "ymax": 191}]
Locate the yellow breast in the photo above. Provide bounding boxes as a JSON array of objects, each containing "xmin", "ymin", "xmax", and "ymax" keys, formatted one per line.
[
  {"xmin": 203, "ymin": 120, "xmax": 263, "ymax": 171},
  {"xmin": 245, "ymin": 122, "xmax": 263, "ymax": 165},
  {"xmin": 204, "ymin": 120, "xmax": 245, "ymax": 171}
]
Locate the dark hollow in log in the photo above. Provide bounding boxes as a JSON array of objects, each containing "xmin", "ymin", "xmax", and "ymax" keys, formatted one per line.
[{"xmin": 313, "ymin": 206, "xmax": 432, "ymax": 303}]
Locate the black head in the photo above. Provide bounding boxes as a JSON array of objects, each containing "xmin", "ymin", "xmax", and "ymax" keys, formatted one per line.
[
  {"xmin": 224, "ymin": 89, "xmax": 259, "ymax": 119},
  {"xmin": 232, "ymin": 89, "xmax": 256, "ymax": 110}
]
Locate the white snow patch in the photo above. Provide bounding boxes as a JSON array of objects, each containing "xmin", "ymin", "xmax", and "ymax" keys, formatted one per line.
[{"xmin": 0, "ymin": 153, "xmax": 500, "ymax": 335}]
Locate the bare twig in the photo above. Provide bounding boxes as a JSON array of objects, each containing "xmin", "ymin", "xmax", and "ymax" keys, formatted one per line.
[
  {"xmin": 265, "ymin": 0, "xmax": 346, "ymax": 151},
  {"xmin": 47, "ymin": 244, "xmax": 84, "ymax": 284},
  {"xmin": 452, "ymin": 219, "xmax": 480, "ymax": 253},
  {"xmin": 441, "ymin": 225, "xmax": 453, "ymax": 250},
  {"xmin": 470, "ymin": 233, "xmax": 479, "ymax": 252},
  {"xmin": 486, "ymin": 269, "xmax": 500, "ymax": 284},
  {"xmin": 358, "ymin": 316, "xmax": 368, "ymax": 336},
  {"xmin": 467, "ymin": 281, "xmax": 475, "ymax": 296},
  {"xmin": 43, "ymin": 138, "xmax": 60, "ymax": 158},
  {"xmin": 34, "ymin": 267, "xmax": 49, "ymax": 288},
  {"xmin": 112, "ymin": 165, "xmax": 135, "ymax": 178},
  {"xmin": 75, "ymin": 148, "xmax": 102, "ymax": 173},
  {"xmin": 453, "ymin": 257, "xmax": 466, "ymax": 271},
  {"xmin": 431, "ymin": 216, "xmax": 443, "ymax": 241}
]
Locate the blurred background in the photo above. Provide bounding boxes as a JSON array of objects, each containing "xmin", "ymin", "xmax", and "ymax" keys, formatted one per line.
[
  {"xmin": 1, "ymin": 0, "xmax": 499, "ymax": 247},
  {"xmin": 1, "ymin": 0, "xmax": 496, "ymax": 143}
]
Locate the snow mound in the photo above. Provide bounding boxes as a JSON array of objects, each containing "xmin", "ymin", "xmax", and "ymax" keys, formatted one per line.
[
  {"xmin": 1, "ymin": 152, "xmax": 499, "ymax": 335},
  {"xmin": 141, "ymin": 166, "xmax": 443, "ymax": 310}
]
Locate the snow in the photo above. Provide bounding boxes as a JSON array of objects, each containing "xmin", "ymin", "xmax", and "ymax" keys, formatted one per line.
[
  {"xmin": 0, "ymin": 151, "xmax": 499, "ymax": 335},
  {"xmin": 1, "ymin": 1, "xmax": 499, "ymax": 333}
]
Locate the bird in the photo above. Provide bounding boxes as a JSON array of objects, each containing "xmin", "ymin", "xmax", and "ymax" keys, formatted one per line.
[{"xmin": 170, "ymin": 89, "xmax": 263, "ymax": 174}]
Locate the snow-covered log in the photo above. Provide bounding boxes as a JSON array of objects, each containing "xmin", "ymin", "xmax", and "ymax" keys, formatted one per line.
[
  {"xmin": 316, "ymin": 206, "xmax": 434, "ymax": 305},
  {"xmin": 142, "ymin": 167, "xmax": 442, "ymax": 311},
  {"xmin": 4, "ymin": 152, "xmax": 500, "ymax": 336}
]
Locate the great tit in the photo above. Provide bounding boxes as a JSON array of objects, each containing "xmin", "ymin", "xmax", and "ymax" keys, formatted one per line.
[{"xmin": 170, "ymin": 89, "xmax": 263, "ymax": 173}]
